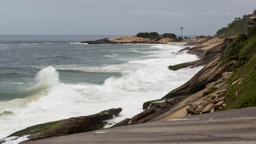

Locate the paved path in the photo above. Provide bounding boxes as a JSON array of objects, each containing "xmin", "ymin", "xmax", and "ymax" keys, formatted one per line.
[{"xmin": 25, "ymin": 108, "xmax": 256, "ymax": 144}]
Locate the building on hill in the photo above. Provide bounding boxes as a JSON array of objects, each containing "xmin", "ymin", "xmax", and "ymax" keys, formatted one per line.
[
  {"xmin": 250, "ymin": 13, "xmax": 256, "ymax": 21},
  {"xmin": 248, "ymin": 22, "xmax": 255, "ymax": 28},
  {"xmin": 247, "ymin": 13, "xmax": 256, "ymax": 36}
]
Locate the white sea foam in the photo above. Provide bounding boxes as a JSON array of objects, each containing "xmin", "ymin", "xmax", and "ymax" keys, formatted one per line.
[
  {"xmin": 70, "ymin": 42, "xmax": 88, "ymax": 45},
  {"xmin": 104, "ymin": 53, "xmax": 119, "ymax": 58},
  {"xmin": 21, "ymin": 43, "xmax": 38, "ymax": 46},
  {"xmin": 0, "ymin": 44, "xmax": 203, "ymax": 141}
]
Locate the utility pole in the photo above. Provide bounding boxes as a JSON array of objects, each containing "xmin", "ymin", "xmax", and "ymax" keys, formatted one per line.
[{"xmin": 180, "ymin": 27, "xmax": 184, "ymax": 38}]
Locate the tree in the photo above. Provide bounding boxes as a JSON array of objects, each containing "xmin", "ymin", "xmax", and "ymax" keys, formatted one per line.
[
  {"xmin": 136, "ymin": 32, "xmax": 160, "ymax": 40},
  {"xmin": 162, "ymin": 33, "xmax": 177, "ymax": 39}
]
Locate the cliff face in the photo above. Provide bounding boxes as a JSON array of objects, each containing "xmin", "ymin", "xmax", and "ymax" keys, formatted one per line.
[
  {"xmin": 135, "ymin": 27, "xmax": 256, "ymax": 123},
  {"xmin": 164, "ymin": 38, "xmax": 232, "ymax": 99},
  {"xmin": 116, "ymin": 25, "xmax": 256, "ymax": 125}
]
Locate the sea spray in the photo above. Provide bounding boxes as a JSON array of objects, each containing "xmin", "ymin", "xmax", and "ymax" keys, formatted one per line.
[
  {"xmin": 0, "ymin": 66, "xmax": 65, "ymax": 114},
  {"xmin": 0, "ymin": 44, "xmax": 202, "ymax": 140}
]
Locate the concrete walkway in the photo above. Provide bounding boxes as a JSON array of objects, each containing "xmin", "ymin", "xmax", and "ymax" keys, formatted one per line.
[{"xmin": 25, "ymin": 108, "xmax": 256, "ymax": 144}]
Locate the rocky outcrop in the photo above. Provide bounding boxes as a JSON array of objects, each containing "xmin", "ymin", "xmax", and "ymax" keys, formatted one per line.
[
  {"xmin": 164, "ymin": 57, "xmax": 234, "ymax": 100},
  {"xmin": 114, "ymin": 98, "xmax": 181, "ymax": 127},
  {"xmin": 81, "ymin": 38, "xmax": 114, "ymax": 44},
  {"xmin": 168, "ymin": 38, "xmax": 233, "ymax": 71},
  {"xmin": 186, "ymin": 90, "xmax": 227, "ymax": 115},
  {"xmin": 10, "ymin": 108, "xmax": 122, "ymax": 142},
  {"xmin": 142, "ymin": 97, "xmax": 181, "ymax": 110},
  {"xmin": 81, "ymin": 35, "xmax": 173, "ymax": 44},
  {"xmin": 114, "ymin": 37, "xmax": 235, "ymax": 126}
]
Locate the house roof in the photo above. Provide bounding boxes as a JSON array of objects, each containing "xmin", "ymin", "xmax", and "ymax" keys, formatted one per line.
[{"xmin": 251, "ymin": 14, "xmax": 256, "ymax": 19}]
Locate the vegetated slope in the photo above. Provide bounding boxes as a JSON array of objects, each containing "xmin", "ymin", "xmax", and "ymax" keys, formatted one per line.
[
  {"xmin": 221, "ymin": 28, "xmax": 256, "ymax": 109},
  {"xmin": 217, "ymin": 18, "xmax": 252, "ymax": 39}
]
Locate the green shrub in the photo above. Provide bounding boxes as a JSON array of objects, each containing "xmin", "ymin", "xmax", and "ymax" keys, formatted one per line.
[
  {"xmin": 220, "ymin": 34, "xmax": 248, "ymax": 66},
  {"xmin": 162, "ymin": 33, "xmax": 177, "ymax": 39},
  {"xmin": 136, "ymin": 32, "xmax": 160, "ymax": 40}
]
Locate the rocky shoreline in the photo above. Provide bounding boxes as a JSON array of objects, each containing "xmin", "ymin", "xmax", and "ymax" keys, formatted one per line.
[
  {"xmin": 81, "ymin": 35, "xmax": 174, "ymax": 44},
  {"xmin": 110, "ymin": 37, "xmax": 235, "ymax": 127},
  {"xmin": 5, "ymin": 37, "xmax": 230, "ymax": 143},
  {"xmin": 0, "ymin": 108, "xmax": 122, "ymax": 143},
  {"xmin": 2, "ymin": 36, "xmax": 246, "ymax": 143}
]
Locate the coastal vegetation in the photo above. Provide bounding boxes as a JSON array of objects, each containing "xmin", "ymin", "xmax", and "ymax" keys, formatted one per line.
[
  {"xmin": 136, "ymin": 32, "xmax": 179, "ymax": 41},
  {"xmin": 221, "ymin": 27, "xmax": 256, "ymax": 109},
  {"xmin": 136, "ymin": 32, "xmax": 160, "ymax": 40},
  {"xmin": 203, "ymin": 87, "xmax": 217, "ymax": 96},
  {"xmin": 216, "ymin": 15, "xmax": 252, "ymax": 38}
]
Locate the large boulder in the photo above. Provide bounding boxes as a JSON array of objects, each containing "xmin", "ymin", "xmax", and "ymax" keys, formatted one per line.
[{"xmin": 9, "ymin": 108, "xmax": 122, "ymax": 142}]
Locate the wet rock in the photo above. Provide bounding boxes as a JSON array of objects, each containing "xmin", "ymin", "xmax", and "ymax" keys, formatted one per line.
[
  {"xmin": 143, "ymin": 98, "xmax": 180, "ymax": 110},
  {"xmin": 131, "ymin": 106, "xmax": 156, "ymax": 123},
  {"xmin": 154, "ymin": 108, "xmax": 163, "ymax": 112},
  {"xmin": 113, "ymin": 118, "xmax": 130, "ymax": 128},
  {"xmin": 10, "ymin": 108, "xmax": 122, "ymax": 142},
  {"xmin": 143, "ymin": 99, "xmax": 166, "ymax": 110}
]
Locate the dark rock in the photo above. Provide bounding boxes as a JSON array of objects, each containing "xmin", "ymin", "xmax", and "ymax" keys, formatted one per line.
[
  {"xmin": 10, "ymin": 108, "xmax": 122, "ymax": 142},
  {"xmin": 113, "ymin": 118, "xmax": 130, "ymax": 128},
  {"xmin": 143, "ymin": 98, "xmax": 181, "ymax": 110},
  {"xmin": 178, "ymin": 47, "xmax": 191, "ymax": 52},
  {"xmin": 81, "ymin": 38, "xmax": 115, "ymax": 44},
  {"xmin": 143, "ymin": 99, "xmax": 166, "ymax": 110},
  {"xmin": 153, "ymin": 108, "xmax": 163, "ymax": 112},
  {"xmin": 131, "ymin": 106, "xmax": 156, "ymax": 123}
]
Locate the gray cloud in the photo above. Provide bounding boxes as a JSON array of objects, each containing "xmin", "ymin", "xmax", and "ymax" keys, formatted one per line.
[{"xmin": 0, "ymin": 0, "xmax": 255, "ymax": 36}]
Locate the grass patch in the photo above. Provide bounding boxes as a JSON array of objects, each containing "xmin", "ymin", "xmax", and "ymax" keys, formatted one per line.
[
  {"xmin": 203, "ymin": 87, "xmax": 218, "ymax": 96},
  {"xmin": 203, "ymin": 95, "xmax": 211, "ymax": 100}
]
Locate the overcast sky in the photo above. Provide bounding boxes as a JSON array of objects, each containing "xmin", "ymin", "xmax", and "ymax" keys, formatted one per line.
[{"xmin": 0, "ymin": 0, "xmax": 255, "ymax": 36}]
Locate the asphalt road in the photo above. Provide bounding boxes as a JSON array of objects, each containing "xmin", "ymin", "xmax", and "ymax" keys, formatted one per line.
[{"xmin": 25, "ymin": 107, "xmax": 256, "ymax": 144}]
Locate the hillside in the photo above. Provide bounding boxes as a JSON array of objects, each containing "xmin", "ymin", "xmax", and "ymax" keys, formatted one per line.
[
  {"xmin": 221, "ymin": 31, "xmax": 256, "ymax": 109},
  {"xmin": 216, "ymin": 16, "xmax": 252, "ymax": 38}
]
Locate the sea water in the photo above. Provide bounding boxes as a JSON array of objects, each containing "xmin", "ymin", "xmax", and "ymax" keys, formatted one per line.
[{"xmin": 0, "ymin": 35, "xmax": 202, "ymax": 139}]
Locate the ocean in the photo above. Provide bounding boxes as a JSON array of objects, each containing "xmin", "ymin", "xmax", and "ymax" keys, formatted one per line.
[{"xmin": 0, "ymin": 35, "xmax": 202, "ymax": 139}]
